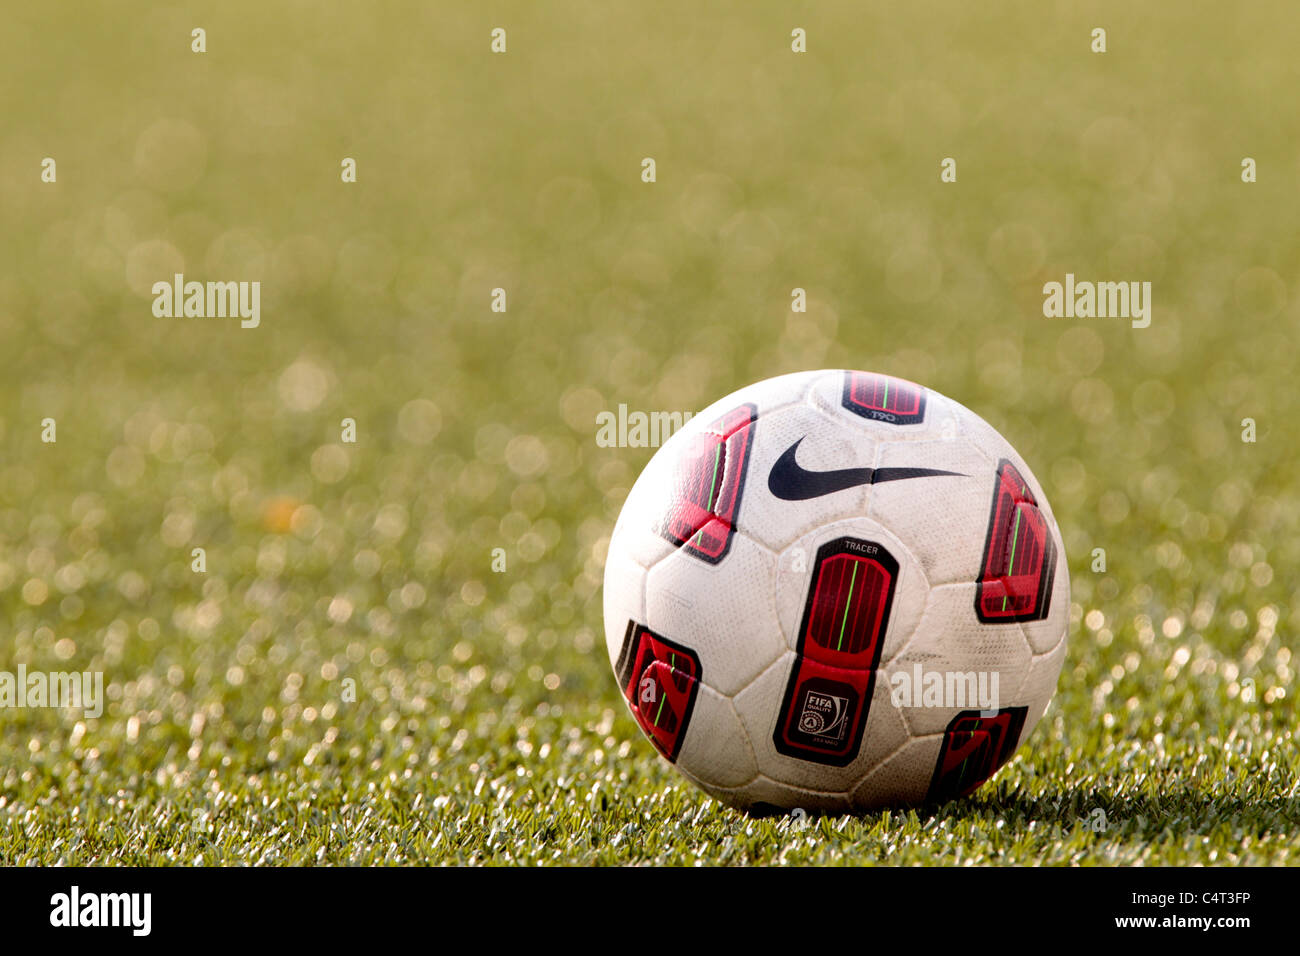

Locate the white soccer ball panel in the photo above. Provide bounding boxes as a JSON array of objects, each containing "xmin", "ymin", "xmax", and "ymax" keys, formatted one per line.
[
  {"xmin": 866, "ymin": 438, "xmax": 994, "ymax": 587},
  {"xmin": 1021, "ymin": 523, "xmax": 1071, "ymax": 655},
  {"xmin": 1018, "ymin": 636, "xmax": 1069, "ymax": 740},
  {"xmin": 643, "ymin": 531, "xmax": 784, "ymax": 696},
  {"xmin": 674, "ymin": 685, "xmax": 759, "ymax": 790},
  {"xmin": 850, "ymin": 736, "xmax": 941, "ymax": 810},
  {"xmin": 669, "ymin": 767, "xmax": 849, "ymax": 816},
  {"xmin": 735, "ymin": 402, "xmax": 878, "ymax": 552},
  {"xmin": 730, "ymin": 653, "xmax": 908, "ymax": 794},
  {"xmin": 742, "ymin": 776, "xmax": 853, "ymax": 815},
  {"xmin": 888, "ymin": 582, "xmax": 1034, "ymax": 738},
  {"xmin": 602, "ymin": 547, "xmax": 647, "ymax": 671},
  {"xmin": 732, "ymin": 652, "xmax": 847, "ymax": 793}
]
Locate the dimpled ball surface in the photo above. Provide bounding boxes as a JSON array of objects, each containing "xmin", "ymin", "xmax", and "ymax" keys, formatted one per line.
[{"xmin": 603, "ymin": 370, "xmax": 1069, "ymax": 813}]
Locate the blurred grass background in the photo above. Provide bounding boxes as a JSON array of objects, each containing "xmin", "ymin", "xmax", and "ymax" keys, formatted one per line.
[{"xmin": 0, "ymin": 1, "xmax": 1295, "ymax": 863}]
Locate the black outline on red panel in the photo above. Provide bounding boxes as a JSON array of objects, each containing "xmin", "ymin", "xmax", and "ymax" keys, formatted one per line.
[
  {"xmin": 772, "ymin": 537, "xmax": 899, "ymax": 766},
  {"xmin": 614, "ymin": 619, "xmax": 639, "ymax": 690},
  {"xmin": 658, "ymin": 402, "xmax": 758, "ymax": 565},
  {"xmin": 841, "ymin": 371, "xmax": 928, "ymax": 426},
  {"xmin": 926, "ymin": 706, "xmax": 1029, "ymax": 803},
  {"xmin": 974, "ymin": 459, "xmax": 1057, "ymax": 624},
  {"xmin": 615, "ymin": 621, "xmax": 703, "ymax": 764}
]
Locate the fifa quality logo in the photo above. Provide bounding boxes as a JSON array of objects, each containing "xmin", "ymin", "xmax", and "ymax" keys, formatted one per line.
[{"xmin": 798, "ymin": 689, "xmax": 850, "ymax": 742}]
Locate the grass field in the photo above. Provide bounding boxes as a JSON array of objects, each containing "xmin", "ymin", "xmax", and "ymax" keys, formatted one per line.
[{"xmin": 0, "ymin": 2, "xmax": 1297, "ymax": 864}]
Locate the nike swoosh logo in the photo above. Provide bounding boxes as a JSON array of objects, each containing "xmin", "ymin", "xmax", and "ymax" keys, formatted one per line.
[{"xmin": 767, "ymin": 437, "xmax": 966, "ymax": 501}]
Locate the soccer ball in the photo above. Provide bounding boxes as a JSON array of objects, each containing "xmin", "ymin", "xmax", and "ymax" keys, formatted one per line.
[{"xmin": 602, "ymin": 370, "xmax": 1069, "ymax": 813}]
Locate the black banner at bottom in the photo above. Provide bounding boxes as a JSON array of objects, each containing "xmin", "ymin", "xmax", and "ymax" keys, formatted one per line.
[{"xmin": 0, "ymin": 864, "xmax": 1279, "ymax": 945}]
